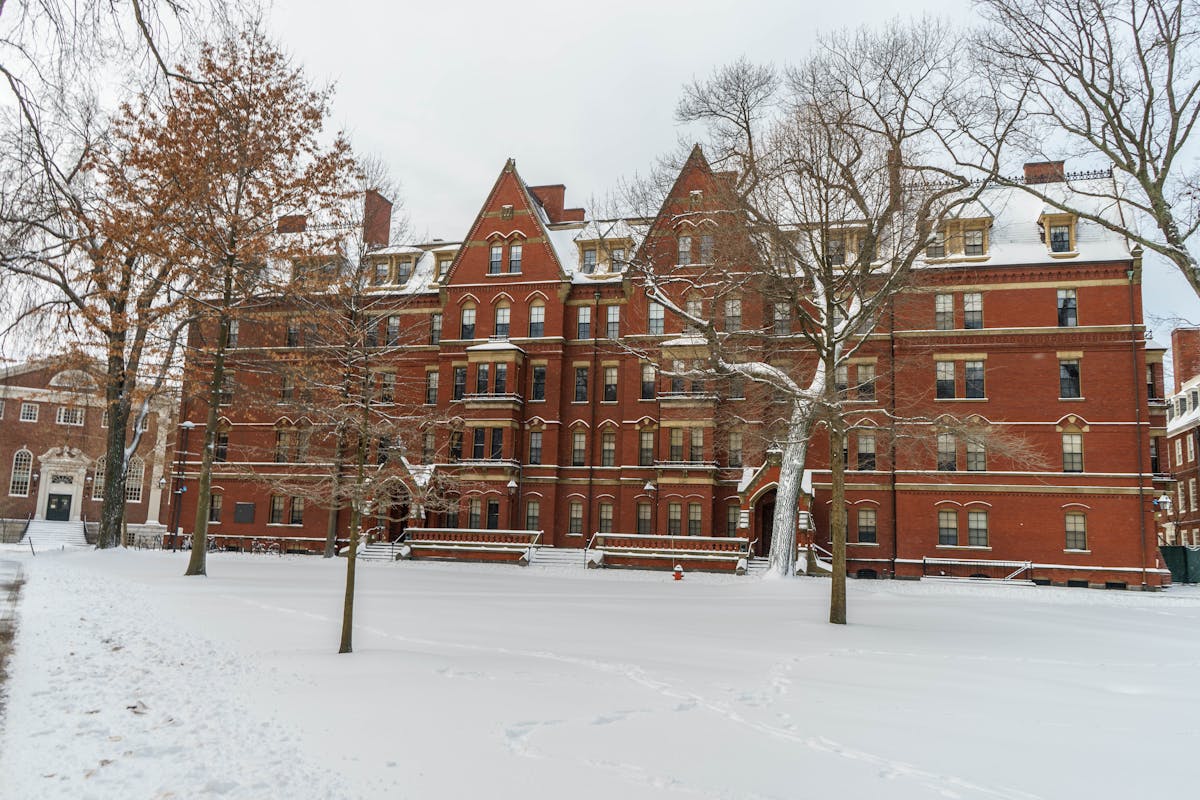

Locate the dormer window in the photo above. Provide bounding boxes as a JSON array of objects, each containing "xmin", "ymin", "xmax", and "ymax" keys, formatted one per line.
[
  {"xmin": 438, "ymin": 257, "xmax": 452, "ymax": 278},
  {"xmin": 582, "ymin": 248, "xmax": 597, "ymax": 274},
  {"xmin": 927, "ymin": 230, "xmax": 946, "ymax": 259},
  {"xmin": 1040, "ymin": 213, "xmax": 1077, "ymax": 255},
  {"xmin": 1050, "ymin": 225, "xmax": 1071, "ymax": 253},
  {"xmin": 825, "ymin": 237, "xmax": 846, "ymax": 267},
  {"xmin": 396, "ymin": 258, "xmax": 413, "ymax": 282},
  {"xmin": 374, "ymin": 261, "xmax": 390, "ymax": 285},
  {"xmin": 963, "ymin": 229, "xmax": 985, "ymax": 256},
  {"xmin": 611, "ymin": 247, "xmax": 626, "ymax": 272}
]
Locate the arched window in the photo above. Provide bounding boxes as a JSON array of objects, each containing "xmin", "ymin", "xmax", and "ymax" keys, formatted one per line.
[
  {"xmin": 9, "ymin": 449, "xmax": 32, "ymax": 497},
  {"xmin": 125, "ymin": 456, "xmax": 145, "ymax": 503},
  {"xmin": 92, "ymin": 456, "xmax": 106, "ymax": 500},
  {"xmin": 529, "ymin": 301, "xmax": 545, "ymax": 337},
  {"xmin": 460, "ymin": 304, "xmax": 476, "ymax": 339},
  {"xmin": 494, "ymin": 303, "xmax": 511, "ymax": 338}
]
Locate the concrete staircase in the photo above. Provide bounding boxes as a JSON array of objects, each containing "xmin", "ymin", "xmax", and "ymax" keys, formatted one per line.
[
  {"xmin": 22, "ymin": 520, "xmax": 88, "ymax": 550},
  {"xmin": 528, "ymin": 546, "xmax": 586, "ymax": 568},
  {"xmin": 746, "ymin": 557, "xmax": 771, "ymax": 576},
  {"xmin": 357, "ymin": 541, "xmax": 406, "ymax": 562}
]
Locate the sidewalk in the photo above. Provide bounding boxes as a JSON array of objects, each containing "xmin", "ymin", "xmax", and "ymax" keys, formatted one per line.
[{"xmin": 0, "ymin": 560, "xmax": 22, "ymax": 719}]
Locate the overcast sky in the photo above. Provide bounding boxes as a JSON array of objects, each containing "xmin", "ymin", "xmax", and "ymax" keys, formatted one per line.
[{"xmin": 267, "ymin": 0, "xmax": 1200, "ymax": 340}]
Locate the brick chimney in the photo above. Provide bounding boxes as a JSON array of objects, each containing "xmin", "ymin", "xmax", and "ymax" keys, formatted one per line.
[
  {"xmin": 1172, "ymin": 328, "xmax": 1200, "ymax": 393},
  {"xmin": 277, "ymin": 214, "xmax": 307, "ymax": 234},
  {"xmin": 1023, "ymin": 161, "xmax": 1066, "ymax": 185},
  {"xmin": 528, "ymin": 184, "xmax": 565, "ymax": 222},
  {"xmin": 364, "ymin": 190, "xmax": 392, "ymax": 249}
]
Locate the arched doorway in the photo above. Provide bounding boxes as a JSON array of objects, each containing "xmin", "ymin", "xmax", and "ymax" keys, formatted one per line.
[{"xmin": 754, "ymin": 489, "xmax": 776, "ymax": 557}]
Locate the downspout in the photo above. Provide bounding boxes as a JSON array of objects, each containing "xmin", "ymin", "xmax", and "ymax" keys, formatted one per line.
[
  {"xmin": 888, "ymin": 300, "xmax": 899, "ymax": 578},
  {"xmin": 1128, "ymin": 253, "xmax": 1150, "ymax": 588}
]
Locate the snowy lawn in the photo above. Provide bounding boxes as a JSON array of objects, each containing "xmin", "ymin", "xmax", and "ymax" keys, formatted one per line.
[{"xmin": 1, "ymin": 550, "xmax": 1197, "ymax": 799}]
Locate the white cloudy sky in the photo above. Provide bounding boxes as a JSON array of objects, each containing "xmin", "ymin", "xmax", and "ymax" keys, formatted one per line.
[{"xmin": 266, "ymin": 0, "xmax": 1199, "ymax": 336}]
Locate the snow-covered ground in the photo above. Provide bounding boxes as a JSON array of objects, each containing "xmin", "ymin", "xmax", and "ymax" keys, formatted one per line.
[{"xmin": 1, "ymin": 550, "xmax": 1197, "ymax": 799}]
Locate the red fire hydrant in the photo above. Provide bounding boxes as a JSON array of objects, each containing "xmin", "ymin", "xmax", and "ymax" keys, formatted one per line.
[{"xmin": 673, "ymin": 564, "xmax": 684, "ymax": 581}]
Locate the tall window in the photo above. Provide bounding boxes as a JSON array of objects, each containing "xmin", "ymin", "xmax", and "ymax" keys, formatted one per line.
[
  {"xmin": 531, "ymin": 365, "xmax": 546, "ymax": 401},
  {"xmin": 688, "ymin": 503, "xmax": 703, "ymax": 535},
  {"xmin": 508, "ymin": 243, "xmax": 522, "ymax": 273},
  {"xmin": 494, "ymin": 305, "xmax": 511, "ymax": 338},
  {"xmin": 685, "ymin": 298, "xmax": 704, "ymax": 335},
  {"xmin": 208, "ymin": 493, "xmax": 223, "ymax": 523},
  {"xmin": 935, "ymin": 294, "xmax": 954, "ymax": 330},
  {"xmin": 967, "ymin": 510, "xmax": 989, "ymax": 546},
  {"xmin": 577, "ymin": 306, "xmax": 591, "ymax": 339},
  {"xmin": 529, "ymin": 431, "xmax": 543, "ymax": 465},
  {"xmin": 461, "ymin": 306, "xmax": 476, "ymax": 339},
  {"xmin": 637, "ymin": 503, "xmax": 652, "ymax": 535},
  {"xmin": 374, "ymin": 261, "xmax": 391, "ymax": 285},
  {"xmin": 453, "ymin": 367, "xmax": 467, "ymax": 400},
  {"xmin": 423, "ymin": 431, "xmax": 435, "ymax": 462},
  {"xmin": 689, "ymin": 427, "xmax": 704, "ymax": 462},
  {"xmin": 430, "ymin": 313, "xmax": 442, "ymax": 345},
  {"xmin": 964, "ymin": 361, "xmax": 985, "ymax": 399},
  {"xmin": 963, "ymin": 293, "xmax": 983, "ymax": 329},
  {"xmin": 700, "ymin": 234, "xmax": 714, "ymax": 263},
  {"xmin": 438, "ymin": 257, "xmax": 452, "ymax": 279},
  {"xmin": 669, "ymin": 428, "xmax": 684, "ymax": 461},
  {"xmin": 598, "ymin": 502, "xmax": 614, "ymax": 533},
  {"xmin": 490, "ymin": 428, "xmax": 504, "ymax": 460},
  {"xmin": 966, "ymin": 440, "xmax": 986, "ymax": 472},
  {"xmin": 856, "ymin": 363, "xmax": 876, "ymax": 401},
  {"xmin": 727, "ymin": 505, "xmax": 740, "ymax": 537},
  {"xmin": 724, "ymin": 299, "xmax": 742, "ymax": 332},
  {"xmin": 424, "ymin": 370, "xmax": 439, "ymax": 404},
  {"xmin": 214, "ymin": 429, "xmax": 229, "ymax": 463},
  {"xmin": 476, "ymin": 363, "xmax": 490, "ymax": 395},
  {"xmin": 275, "ymin": 426, "xmax": 297, "ymax": 463},
  {"xmin": 378, "ymin": 372, "xmax": 395, "ymax": 404},
  {"xmin": 568, "ymin": 501, "xmax": 584, "ymax": 535},
  {"xmin": 486, "ymin": 499, "xmax": 500, "ymax": 529},
  {"xmin": 468, "ymin": 498, "xmax": 482, "ymax": 529},
  {"xmin": 582, "ymin": 248, "xmax": 597, "ymax": 273},
  {"xmin": 269, "ymin": 496, "xmax": 286, "ymax": 524},
  {"xmin": 936, "ymin": 361, "xmax": 955, "ymax": 399},
  {"xmin": 773, "ymin": 302, "xmax": 791, "ymax": 335},
  {"xmin": 677, "ymin": 235, "xmax": 692, "ymax": 265},
  {"xmin": 857, "ymin": 433, "xmax": 876, "ymax": 470},
  {"xmin": 449, "ymin": 431, "xmax": 463, "ymax": 461},
  {"xmin": 92, "ymin": 457, "xmax": 107, "ymax": 499},
  {"xmin": 525, "ymin": 500, "xmax": 540, "ymax": 531},
  {"xmin": 641, "ymin": 364, "xmax": 656, "ymax": 400},
  {"xmin": 1059, "ymin": 360, "xmax": 1081, "ymax": 398},
  {"xmin": 386, "ymin": 315, "xmax": 401, "ymax": 346},
  {"xmin": 572, "ymin": 430, "xmax": 587, "ymax": 466},
  {"xmin": 667, "ymin": 503, "xmax": 682, "ymax": 535},
  {"xmin": 937, "ymin": 433, "xmax": 957, "ymax": 471},
  {"xmin": 835, "ymin": 364, "xmax": 849, "ymax": 397},
  {"xmin": 488, "ymin": 244, "xmax": 503, "ymax": 275},
  {"xmin": 1062, "ymin": 433, "xmax": 1084, "ymax": 472},
  {"xmin": 606, "ymin": 305, "xmax": 620, "ymax": 338},
  {"xmin": 574, "ymin": 367, "xmax": 588, "ymax": 402},
  {"xmin": 529, "ymin": 303, "xmax": 545, "ymax": 337},
  {"xmin": 1057, "ymin": 289, "xmax": 1078, "ymax": 327},
  {"xmin": 648, "ymin": 302, "xmax": 665, "ymax": 335},
  {"xmin": 286, "ymin": 322, "xmax": 300, "ymax": 347},
  {"xmin": 671, "ymin": 361, "xmax": 686, "ymax": 393},
  {"xmin": 603, "ymin": 366, "xmax": 618, "ymax": 402},
  {"xmin": 639, "ymin": 430, "xmax": 655, "ymax": 466},
  {"xmin": 397, "ymin": 257, "xmax": 413, "ymax": 283},
  {"xmin": 601, "ymin": 431, "xmax": 616, "ymax": 466},
  {"xmin": 610, "ymin": 247, "xmax": 625, "ymax": 271},
  {"xmin": 1065, "ymin": 512, "xmax": 1087, "ymax": 550},
  {"xmin": 728, "ymin": 431, "xmax": 743, "ymax": 468},
  {"xmin": 9, "ymin": 449, "xmax": 32, "ymax": 496},
  {"xmin": 472, "ymin": 428, "xmax": 486, "ymax": 460},
  {"xmin": 289, "ymin": 497, "xmax": 305, "ymax": 526},
  {"xmin": 494, "ymin": 363, "xmax": 507, "ymax": 394},
  {"xmin": 937, "ymin": 510, "xmax": 957, "ymax": 545},
  {"xmin": 227, "ymin": 319, "xmax": 239, "ymax": 348},
  {"xmin": 857, "ymin": 508, "xmax": 877, "ymax": 543}
]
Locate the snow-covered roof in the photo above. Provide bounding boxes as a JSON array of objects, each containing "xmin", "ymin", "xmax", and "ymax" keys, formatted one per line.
[{"xmin": 466, "ymin": 340, "xmax": 526, "ymax": 354}]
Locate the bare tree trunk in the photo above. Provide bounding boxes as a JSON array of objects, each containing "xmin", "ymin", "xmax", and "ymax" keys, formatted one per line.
[
  {"xmin": 767, "ymin": 404, "xmax": 812, "ymax": 577},
  {"xmin": 828, "ymin": 417, "xmax": 848, "ymax": 625},
  {"xmin": 339, "ymin": 505, "xmax": 360, "ymax": 654},
  {"xmin": 323, "ymin": 433, "xmax": 345, "ymax": 558}
]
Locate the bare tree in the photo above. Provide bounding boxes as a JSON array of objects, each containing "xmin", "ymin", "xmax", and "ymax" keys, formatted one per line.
[
  {"xmin": 977, "ymin": 0, "xmax": 1200, "ymax": 296},
  {"xmin": 629, "ymin": 22, "xmax": 1010, "ymax": 624}
]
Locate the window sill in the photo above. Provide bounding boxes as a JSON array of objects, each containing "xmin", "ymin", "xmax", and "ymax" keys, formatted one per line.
[
  {"xmin": 935, "ymin": 397, "xmax": 988, "ymax": 402},
  {"xmin": 1058, "ymin": 397, "xmax": 1085, "ymax": 401},
  {"xmin": 266, "ymin": 523, "xmax": 304, "ymax": 528},
  {"xmin": 849, "ymin": 541, "xmax": 879, "ymax": 547},
  {"xmin": 1063, "ymin": 549, "xmax": 1091, "ymax": 554},
  {"xmin": 1048, "ymin": 251, "xmax": 1079, "ymax": 259},
  {"xmin": 935, "ymin": 545, "xmax": 991, "ymax": 550}
]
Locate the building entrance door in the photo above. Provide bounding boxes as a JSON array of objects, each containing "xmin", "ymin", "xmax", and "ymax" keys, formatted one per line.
[
  {"xmin": 46, "ymin": 494, "xmax": 72, "ymax": 521},
  {"xmin": 756, "ymin": 490, "xmax": 776, "ymax": 557}
]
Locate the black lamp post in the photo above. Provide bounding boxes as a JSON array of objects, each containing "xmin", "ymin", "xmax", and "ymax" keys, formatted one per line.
[{"xmin": 171, "ymin": 420, "xmax": 196, "ymax": 551}]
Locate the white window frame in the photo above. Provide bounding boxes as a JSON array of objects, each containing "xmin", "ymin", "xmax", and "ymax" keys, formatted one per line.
[
  {"xmin": 19, "ymin": 402, "xmax": 38, "ymax": 422},
  {"xmin": 56, "ymin": 406, "xmax": 85, "ymax": 426}
]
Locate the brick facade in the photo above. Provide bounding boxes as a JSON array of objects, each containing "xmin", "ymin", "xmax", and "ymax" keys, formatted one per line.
[{"xmin": 170, "ymin": 152, "xmax": 1171, "ymax": 587}]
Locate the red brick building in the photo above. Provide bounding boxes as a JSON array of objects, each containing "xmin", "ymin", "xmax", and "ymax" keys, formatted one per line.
[
  {"xmin": 170, "ymin": 152, "xmax": 1172, "ymax": 587},
  {"xmin": 1163, "ymin": 328, "xmax": 1200, "ymax": 545},
  {"xmin": 0, "ymin": 357, "xmax": 173, "ymax": 543}
]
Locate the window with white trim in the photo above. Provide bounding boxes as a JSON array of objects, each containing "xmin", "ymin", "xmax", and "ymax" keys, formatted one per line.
[
  {"xmin": 125, "ymin": 456, "xmax": 145, "ymax": 503},
  {"xmin": 1065, "ymin": 512, "xmax": 1087, "ymax": 550},
  {"xmin": 56, "ymin": 406, "xmax": 84, "ymax": 426},
  {"xmin": 967, "ymin": 510, "xmax": 989, "ymax": 546},
  {"xmin": 525, "ymin": 500, "xmax": 540, "ymax": 531},
  {"xmin": 568, "ymin": 501, "xmax": 584, "ymax": 535},
  {"xmin": 857, "ymin": 508, "xmax": 877, "ymax": 543},
  {"xmin": 19, "ymin": 403, "xmax": 38, "ymax": 422},
  {"xmin": 9, "ymin": 449, "xmax": 32, "ymax": 496},
  {"xmin": 648, "ymin": 302, "xmax": 665, "ymax": 335},
  {"xmin": 937, "ymin": 510, "xmax": 957, "ymax": 545}
]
